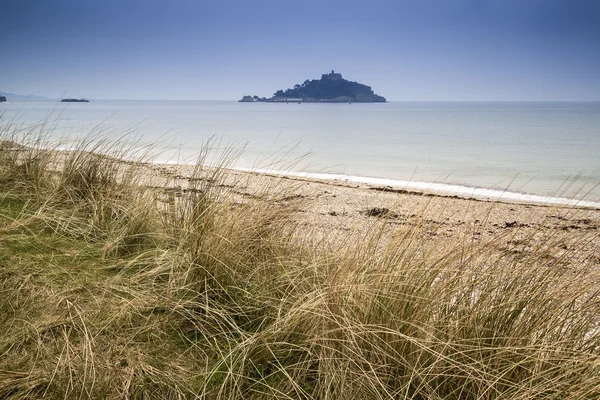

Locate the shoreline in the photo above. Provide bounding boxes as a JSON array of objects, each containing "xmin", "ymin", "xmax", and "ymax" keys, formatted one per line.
[
  {"xmin": 5, "ymin": 143, "xmax": 600, "ymax": 248},
  {"xmin": 4, "ymin": 100, "xmax": 599, "ymax": 208},
  {"xmin": 150, "ymin": 157, "xmax": 600, "ymax": 210},
  {"xmin": 6, "ymin": 139, "xmax": 599, "ymax": 211},
  {"xmin": 230, "ymin": 167, "xmax": 600, "ymax": 210}
]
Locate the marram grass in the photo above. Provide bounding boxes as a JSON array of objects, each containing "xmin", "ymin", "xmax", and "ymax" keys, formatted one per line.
[{"xmin": 0, "ymin": 123, "xmax": 599, "ymax": 399}]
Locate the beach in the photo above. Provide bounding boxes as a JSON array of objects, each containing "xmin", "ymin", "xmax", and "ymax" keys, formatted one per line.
[
  {"xmin": 144, "ymin": 160, "xmax": 600, "ymax": 268},
  {"xmin": 13, "ymin": 141, "xmax": 600, "ymax": 265}
]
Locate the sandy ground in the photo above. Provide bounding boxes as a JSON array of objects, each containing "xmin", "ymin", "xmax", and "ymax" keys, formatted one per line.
[
  {"xmin": 4, "ymin": 140, "xmax": 597, "ymax": 269},
  {"xmin": 140, "ymin": 161, "xmax": 600, "ymax": 269}
]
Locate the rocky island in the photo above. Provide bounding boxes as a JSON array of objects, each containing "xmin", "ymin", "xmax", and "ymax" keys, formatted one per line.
[
  {"xmin": 240, "ymin": 71, "xmax": 386, "ymax": 103},
  {"xmin": 61, "ymin": 98, "xmax": 90, "ymax": 103}
]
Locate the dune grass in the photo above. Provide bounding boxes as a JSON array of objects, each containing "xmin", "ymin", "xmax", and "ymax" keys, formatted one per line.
[{"xmin": 0, "ymin": 124, "xmax": 599, "ymax": 399}]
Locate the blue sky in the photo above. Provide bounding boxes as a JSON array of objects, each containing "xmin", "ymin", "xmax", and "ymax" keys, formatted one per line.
[{"xmin": 2, "ymin": 0, "xmax": 599, "ymax": 100}]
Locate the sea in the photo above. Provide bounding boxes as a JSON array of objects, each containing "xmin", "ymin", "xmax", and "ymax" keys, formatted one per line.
[{"xmin": 1, "ymin": 100, "xmax": 599, "ymax": 207}]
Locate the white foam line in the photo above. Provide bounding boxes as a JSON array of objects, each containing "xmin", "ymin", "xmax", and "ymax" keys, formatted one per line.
[{"xmin": 233, "ymin": 167, "xmax": 600, "ymax": 209}]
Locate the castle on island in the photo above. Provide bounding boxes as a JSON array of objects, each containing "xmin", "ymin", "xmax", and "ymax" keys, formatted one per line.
[
  {"xmin": 239, "ymin": 70, "xmax": 386, "ymax": 103},
  {"xmin": 321, "ymin": 70, "xmax": 343, "ymax": 81}
]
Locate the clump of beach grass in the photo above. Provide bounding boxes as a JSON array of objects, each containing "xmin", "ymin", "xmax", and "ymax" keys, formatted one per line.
[{"xmin": 0, "ymin": 120, "xmax": 599, "ymax": 399}]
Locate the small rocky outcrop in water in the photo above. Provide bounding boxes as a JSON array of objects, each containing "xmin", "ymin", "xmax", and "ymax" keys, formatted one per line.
[
  {"xmin": 0, "ymin": 96, "xmax": 6, "ymax": 102},
  {"xmin": 61, "ymin": 98, "xmax": 90, "ymax": 102},
  {"xmin": 239, "ymin": 71, "xmax": 387, "ymax": 103}
]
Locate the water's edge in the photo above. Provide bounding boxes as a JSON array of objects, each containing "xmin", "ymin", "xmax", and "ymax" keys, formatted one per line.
[{"xmin": 231, "ymin": 166, "xmax": 600, "ymax": 209}]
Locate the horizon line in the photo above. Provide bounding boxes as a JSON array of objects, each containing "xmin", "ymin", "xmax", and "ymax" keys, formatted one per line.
[{"xmin": 3, "ymin": 97, "xmax": 600, "ymax": 103}]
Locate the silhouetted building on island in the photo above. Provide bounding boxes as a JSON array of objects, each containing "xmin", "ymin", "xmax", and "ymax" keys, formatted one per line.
[
  {"xmin": 239, "ymin": 70, "xmax": 386, "ymax": 103},
  {"xmin": 321, "ymin": 70, "xmax": 343, "ymax": 81}
]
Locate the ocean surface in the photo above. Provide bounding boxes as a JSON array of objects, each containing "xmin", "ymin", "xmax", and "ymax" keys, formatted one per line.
[{"xmin": 1, "ymin": 100, "xmax": 599, "ymax": 206}]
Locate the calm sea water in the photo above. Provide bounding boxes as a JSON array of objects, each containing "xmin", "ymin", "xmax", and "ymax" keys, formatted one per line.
[{"xmin": 1, "ymin": 100, "xmax": 599, "ymax": 205}]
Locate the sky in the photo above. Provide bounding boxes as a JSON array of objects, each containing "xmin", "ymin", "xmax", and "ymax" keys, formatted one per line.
[{"xmin": 1, "ymin": 0, "xmax": 600, "ymax": 101}]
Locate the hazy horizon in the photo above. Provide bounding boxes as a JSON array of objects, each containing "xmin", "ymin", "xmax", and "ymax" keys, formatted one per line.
[{"xmin": 2, "ymin": 0, "xmax": 599, "ymax": 101}]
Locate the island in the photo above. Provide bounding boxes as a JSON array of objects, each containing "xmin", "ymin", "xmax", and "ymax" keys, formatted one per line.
[
  {"xmin": 0, "ymin": 96, "xmax": 6, "ymax": 102},
  {"xmin": 61, "ymin": 98, "xmax": 90, "ymax": 103},
  {"xmin": 239, "ymin": 71, "xmax": 386, "ymax": 103}
]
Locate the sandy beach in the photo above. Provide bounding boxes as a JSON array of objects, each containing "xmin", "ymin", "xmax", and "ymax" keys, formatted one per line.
[
  {"xmin": 142, "ymin": 160, "xmax": 600, "ymax": 269},
  {"xmin": 32, "ymin": 145, "xmax": 600, "ymax": 266}
]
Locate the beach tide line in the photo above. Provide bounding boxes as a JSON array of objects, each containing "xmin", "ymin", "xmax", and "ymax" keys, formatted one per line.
[{"xmin": 233, "ymin": 167, "xmax": 600, "ymax": 209}]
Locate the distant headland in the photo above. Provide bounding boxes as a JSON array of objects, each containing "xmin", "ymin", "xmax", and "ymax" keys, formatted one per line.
[
  {"xmin": 61, "ymin": 98, "xmax": 90, "ymax": 103},
  {"xmin": 240, "ymin": 71, "xmax": 386, "ymax": 103},
  {"xmin": 0, "ymin": 91, "xmax": 52, "ymax": 101}
]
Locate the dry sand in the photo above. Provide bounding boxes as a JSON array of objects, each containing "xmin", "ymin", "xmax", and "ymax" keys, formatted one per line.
[{"xmin": 140, "ymin": 161, "xmax": 600, "ymax": 269}]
